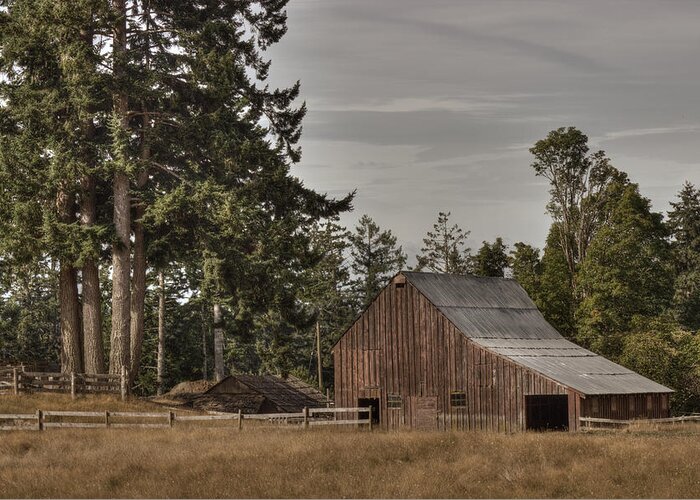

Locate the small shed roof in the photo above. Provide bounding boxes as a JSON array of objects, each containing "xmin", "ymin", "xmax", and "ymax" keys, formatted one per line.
[
  {"xmin": 403, "ymin": 272, "xmax": 672, "ymax": 395},
  {"xmin": 206, "ymin": 375, "xmax": 326, "ymax": 412}
]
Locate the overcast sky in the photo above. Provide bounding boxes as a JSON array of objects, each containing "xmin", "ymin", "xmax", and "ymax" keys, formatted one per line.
[{"xmin": 268, "ymin": 0, "xmax": 700, "ymax": 262}]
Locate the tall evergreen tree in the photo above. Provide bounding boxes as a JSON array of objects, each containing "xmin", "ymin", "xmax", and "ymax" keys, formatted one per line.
[
  {"xmin": 348, "ymin": 215, "xmax": 406, "ymax": 307},
  {"xmin": 667, "ymin": 182, "xmax": 700, "ymax": 330},
  {"xmin": 509, "ymin": 242, "xmax": 542, "ymax": 299},
  {"xmin": 471, "ymin": 237, "xmax": 509, "ymax": 277},
  {"xmin": 415, "ymin": 211, "xmax": 471, "ymax": 274}
]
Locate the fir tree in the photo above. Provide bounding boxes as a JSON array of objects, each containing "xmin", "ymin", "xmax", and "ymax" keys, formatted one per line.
[
  {"xmin": 509, "ymin": 242, "xmax": 542, "ymax": 299},
  {"xmin": 471, "ymin": 238, "xmax": 509, "ymax": 277},
  {"xmin": 667, "ymin": 182, "xmax": 700, "ymax": 330},
  {"xmin": 415, "ymin": 211, "xmax": 471, "ymax": 274},
  {"xmin": 348, "ymin": 215, "xmax": 406, "ymax": 307}
]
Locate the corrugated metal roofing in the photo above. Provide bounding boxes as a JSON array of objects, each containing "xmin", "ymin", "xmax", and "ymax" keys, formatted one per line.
[{"xmin": 403, "ymin": 272, "xmax": 673, "ymax": 395}]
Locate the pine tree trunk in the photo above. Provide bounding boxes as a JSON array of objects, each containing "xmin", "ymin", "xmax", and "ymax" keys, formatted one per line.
[
  {"xmin": 202, "ymin": 304, "xmax": 208, "ymax": 380},
  {"xmin": 80, "ymin": 175, "xmax": 105, "ymax": 374},
  {"xmin": 129, "ymin": 170, "xmax": 149, "ymax": 381},
  {"xmin": 129, "ymin": 2, "xmax": 152, "ymax": 383},
  {"xmin": 109, "ymin": 0, "xmax": 131, "ymax": 375},
  {"xmin": 57, "ymin": 189, "xmax": 82, "ymax": 373},
  {"xmin": 156, "ymin": 271, "xmax": 165, "ymax": 395},
  {"xmin": 213, "ymin": 303, "xmax": 225, "ymax": 381}
]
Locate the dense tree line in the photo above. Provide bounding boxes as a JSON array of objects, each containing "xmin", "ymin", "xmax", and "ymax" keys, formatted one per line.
[{"xmin": 0, "ymin": 5, "xmax": 697, "ymax": 410}]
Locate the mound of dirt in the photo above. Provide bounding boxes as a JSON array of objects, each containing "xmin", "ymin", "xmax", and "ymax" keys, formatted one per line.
[{"xmin": 166, "ymin": 380, "xmax": 215, "ymax": 397}]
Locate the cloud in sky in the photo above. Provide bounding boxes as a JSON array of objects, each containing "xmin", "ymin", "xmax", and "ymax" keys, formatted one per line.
[{"xmin": 268, "ymin": 0, "xmax": 700, "ymax": 261}]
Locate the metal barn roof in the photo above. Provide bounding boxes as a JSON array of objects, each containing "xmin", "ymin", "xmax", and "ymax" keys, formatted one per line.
[{"xmin": 403, "ymin": 272, "xmax": 672, "ymax": 395}]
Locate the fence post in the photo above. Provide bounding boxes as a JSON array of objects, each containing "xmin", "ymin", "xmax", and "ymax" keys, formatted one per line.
[
  {"xmin": 168, "ymin": 411, "xmax": 174, "ymax": 428},
  {"xmin": 36, "ymin": 410, "xmax": 43, "ymax": 431},
  {"xmin": 368, "ymin": 406, "xmax": 373, "ymax": 432},
  {"xmin": 238, "ymin": 409, "xmax": 243, "ymax": 431},
  {"xmin": 12, "ymin": 368, "xmax": 18, "ymax": 396},
  {"xmin": 303, "ymin": 407, "xmax": 309, "ymax": 429},
  {"xmin": 105, "ymin": 411, "xmax": 110, "ymax": 428},
  {"xmin": 70, "ymin": 372, "xmax": 76, "ymax": 400},
  {"xmin": 120, "ymin": 366, "xmax": 127, "ymax": 401}
]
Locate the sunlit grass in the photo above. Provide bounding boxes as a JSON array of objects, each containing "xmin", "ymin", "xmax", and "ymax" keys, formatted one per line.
[{"xmin": 1, "ymin": 395, "xmax": 699, "ymax": 498}]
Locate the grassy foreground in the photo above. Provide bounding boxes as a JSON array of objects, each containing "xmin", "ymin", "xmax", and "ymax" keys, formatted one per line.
[{"xmin": 1, "ymin": 395, "xmax": 700, "ymax": 498}]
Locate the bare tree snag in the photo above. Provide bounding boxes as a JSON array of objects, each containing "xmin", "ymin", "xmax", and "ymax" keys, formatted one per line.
[
  {"xmin": 157, "ymin": 271, "xmax": 165, "ymax": 395},
  {"xmin": 213, "ymin": 303, "xmax": 225, "ymax": 381}
]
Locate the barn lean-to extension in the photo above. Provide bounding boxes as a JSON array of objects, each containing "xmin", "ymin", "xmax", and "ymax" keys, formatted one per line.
[{"xmin": 332, "ymin": 272, "xmax": 673, "ymax": 431}]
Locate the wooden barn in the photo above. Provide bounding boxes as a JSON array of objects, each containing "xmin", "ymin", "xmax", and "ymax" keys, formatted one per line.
[{"xmin": 333, "ymin": 272, "xmax": 673, "ymax": 432}]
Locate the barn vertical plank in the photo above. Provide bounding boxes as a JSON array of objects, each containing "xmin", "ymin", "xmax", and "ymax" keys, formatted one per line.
[
  {"xmin": 421, "ymin": 297, "xmax": 436, "ymax": 395},
  {"xmin": 468, "ymin": 342, "xmax": 475, "ymax": 430},
  {"xmin": 386, "ymin": 285, "xmax": 393, "ymax": 429},
  {"xmin": 413, "ymin": 287, "xmax": 421, "ymax": 399},
  {"xmin": 518, "ymin": 366, "xmax": 524, "ymax": 431},
  {"xmin": 477, "ymin": 347, "xmax": 484, "ymax": 430},
  {"xmin": 381, "ymin": 286, "xmax": 389, "ymax": 430},
  {"xmin": 401, "ymin": 285, "xmax": 410, "ymax": 426},
  {"xmin": 505, "ymin": 359, "xmax": 511, "ymax": 432}
]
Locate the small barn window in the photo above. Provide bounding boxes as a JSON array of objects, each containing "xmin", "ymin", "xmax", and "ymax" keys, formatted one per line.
[
  {"xmin": 387, "ymin": 394, "xmax": 402, "ymax": 409},
  {"xmin": 450, "ymin": 392, "xmax": 466, "ymax": 408}
]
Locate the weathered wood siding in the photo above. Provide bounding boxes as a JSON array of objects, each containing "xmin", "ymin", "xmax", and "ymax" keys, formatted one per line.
[
  {"xmin": 581, "ymin": 393, "xmax": 670, "ymax": 420},
  {"xmin": 333, "ymin": 278, "xmax": 582, "ymax": 432}
]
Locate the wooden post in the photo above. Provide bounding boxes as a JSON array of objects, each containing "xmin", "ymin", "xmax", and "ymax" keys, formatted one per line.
[
  {"xmin": 105, "ymin": 411, "xmax": 110, "ymax": 428},
  {"xmin": 120, "ymin": 365, "xmax": 127, "ymax": 401},
  {"xmin": 168, "ymin": 411, "xmax": 174, "ymax": 428},
  {"xmin": 12, "ymin": 368, "xmax": 18, "ymax": 396},
  {"xmin": 368, "ymin": 406, "xmax": 373, "ymax": 432},
  {"xmin": 238, "ymin": 409, "xmax": 243, "ymax": 431},
  {"xmin": 303, "ymin": 407, "xmax": 309, "ymax": 429},
  {"xmin": 70, "ymin": 372, "xmax": 76, "ymax": 400},
  {"xmin": 326, "ymin": 388, "xmax": 331, "ymax": 408},
  {"xmin": 36, "ymin": 410, "xmax": 43, "ymax": 431}
]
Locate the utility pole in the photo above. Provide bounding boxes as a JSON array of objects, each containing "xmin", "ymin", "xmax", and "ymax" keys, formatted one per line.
[{"xmin": 316, "ymin": 321, "xmax": 323, "ymax": 391}]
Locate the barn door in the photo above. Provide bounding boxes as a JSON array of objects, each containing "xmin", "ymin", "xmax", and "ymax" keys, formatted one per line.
[
  {"xmin": 412, "ymin": 396, "xmax": 438, "ymax": 430},
  {"xmin": 525, "ymin": 395, "xmax": 569, "ymax": 431}
]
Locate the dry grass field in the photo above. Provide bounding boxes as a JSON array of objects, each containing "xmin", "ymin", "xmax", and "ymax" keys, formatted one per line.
[{"xmin": 1, "ymin": 394, "xmax": 699, "ymax": 498}]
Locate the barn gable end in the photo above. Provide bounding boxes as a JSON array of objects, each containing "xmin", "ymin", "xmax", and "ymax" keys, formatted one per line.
[{"xmin": 333, "ymin": 272, "xmax": 673, "ymax": 431}]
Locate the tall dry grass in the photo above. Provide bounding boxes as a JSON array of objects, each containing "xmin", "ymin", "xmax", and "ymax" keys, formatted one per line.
[
  {"xmin": 0, "ymin": 393, "xmax": 170, "ymax": 414},
  {"xmin": 0, "ymin": 421, "xmax": 699, "ymax": 498}
]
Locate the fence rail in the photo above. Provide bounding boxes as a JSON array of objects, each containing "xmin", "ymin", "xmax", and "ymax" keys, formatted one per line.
[
  {"xmin": 0, "ymin": 367, "xmax": 127, "ymax": 399},
  {"xmin": 0, "ymin": 406, "xmax": 373, "ymax": 432},
  {"xmin": 580, "ymin": 415, "xmax": 700, "ymax": 429}
]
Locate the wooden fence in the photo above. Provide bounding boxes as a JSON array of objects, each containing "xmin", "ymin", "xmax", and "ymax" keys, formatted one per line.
[
  {"xmin": 580, "ymin": 414, "xmax": 700, "ymax": 430},
  {"xmin": 0, "ymin": 406, "xmax": 373, "ymax": 432},
  {"xmin": 0, "ymin": 367, "xmax": 127, "ymax": 400}
]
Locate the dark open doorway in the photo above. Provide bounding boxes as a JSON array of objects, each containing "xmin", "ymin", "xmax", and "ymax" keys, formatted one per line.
[
  {"xmin": 358, "ymin": 398, "xmax": 380, "ymax": 424},
  {"xmin": 525, "ymin": 395, "xmax": 569, "ymax": 431}
]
